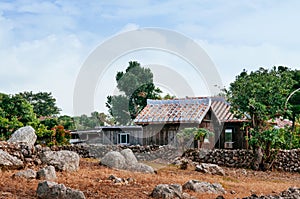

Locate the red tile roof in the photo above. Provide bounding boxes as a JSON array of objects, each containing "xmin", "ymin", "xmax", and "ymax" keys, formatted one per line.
[
  {"xmin": 211, "ymin": 97, "xmax": 248, "ymax": 123},
  {"xmin": 134, "ymin": 98, "xmax": 211, "ymax": 124},
  {"xmin": 134, "ymin": 97, "xmax": 248, "ymax": 125},
  {"xmin": 268, "ymin": 118, "xmax": 292, "ymax": 128}
]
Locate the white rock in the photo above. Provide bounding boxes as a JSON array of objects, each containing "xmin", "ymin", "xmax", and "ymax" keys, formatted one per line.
[
  {"xmin": 37, "ymin": 166, "xmax": 57, "ymax": 180},
  {"xmin": 8, "ymin": 126, "xmax": 37, "ymax": 147},
  {"xmin": 36, "ymin": 181, "xmax": 85, "ymax": 199},
  {"xmin": 0, "ymin": 149, "xmax": 23, "ymax": 169},
  {"xmin": 39, "ymin": 150, "xmax": 79, "ymax": 172}
]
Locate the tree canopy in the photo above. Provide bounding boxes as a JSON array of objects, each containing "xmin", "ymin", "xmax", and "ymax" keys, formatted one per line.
[
  {"xmin": 287, "ymin": 69, "xmax": 300, "ymax": 128},
  {"xmin": 226, "ymin": 67, "xmax": 295, "ymax": 129},
  {"xmin": 106, "ymin": 61, "xmax": 162, "ymax": 125},
  {"xmin": 0, "ymin": 91, "xmax": 70, "ymax": 146},
  {"xmin": 0, "ymin": 93, "xmax": 38, "ymax": 139},
  {"xmin": 225, "ymin": 66, "xmax": 298, "ymax": 170},
  {"xmin": 73, "ymin": 111, "xmax": 113, "ymax": 130},
  {"xmin": 19, "ymin": 91, "xmax": 61, "ymax": 117}
]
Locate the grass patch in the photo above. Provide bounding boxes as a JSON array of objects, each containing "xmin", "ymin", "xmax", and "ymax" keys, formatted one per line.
[{"xmin": 222, "ymin": 176, "xmax": 240, "ymax": 183}]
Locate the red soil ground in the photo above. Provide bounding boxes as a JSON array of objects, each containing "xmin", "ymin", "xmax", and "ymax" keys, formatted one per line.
[{"xmin": 0, "ymin": 158, "xmax": 299, "ymax": 199}]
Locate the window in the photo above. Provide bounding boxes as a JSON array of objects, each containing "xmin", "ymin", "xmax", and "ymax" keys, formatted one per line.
[
  {"xmin": 118, "ymin": 133, "xmax": 130, "ymax": 145},
  {"xmin": 224, "ymin": 128, "xmax": 233, "ymax": 148},
  {"xmin": 225, "ymin": 129, "xmax": 233, "ymax": 142}
]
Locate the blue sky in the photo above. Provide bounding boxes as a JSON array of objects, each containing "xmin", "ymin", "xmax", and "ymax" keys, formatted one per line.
[{"xmin": 1, "ymin": 0, "xmax": 300, "ymax": 115}]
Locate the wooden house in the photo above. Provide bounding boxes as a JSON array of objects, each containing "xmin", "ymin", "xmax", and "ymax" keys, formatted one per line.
[
  {"xmin": 134, "ymin": 97, "xmax": 249, "ymax": 149},
  {"xmin": 70, "ymin": 126, "xmax": 143, "ymax": 145}
]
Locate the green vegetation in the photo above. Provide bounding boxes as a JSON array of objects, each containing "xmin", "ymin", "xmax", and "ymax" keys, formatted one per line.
[
  {"xmin": 0, "ymin": 90, "xmax": 116, "ymax": 146},
  {"xmin": 176, "ymin": 127, "xmax": 213, "ymax": 151},
  {"xmin": 226, "ymin": 66, "xmax": 300, "ymax": 170},
  {"xmin": 0, "ymin": 93, "xmax": 38, "ymax": 140},
  {"xmin": 0, "ymin": 92, "xmax": 70, "ymax": 146},
  {"xmin": 73, "ymin": 111, "xmax": 114, "ymax": 130},
  {"xmin": 106, "ymin": 61, "xmax": 162, "ymax": 125},
  {"xmin": 1, "ymin": 63, "xmax": 299, "ymax": 158},
  {"xmin": 19, "ymin": 91, "xmax": 61, "ymax": 117}
]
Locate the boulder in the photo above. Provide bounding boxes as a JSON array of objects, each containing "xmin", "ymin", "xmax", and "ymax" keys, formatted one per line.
[
  {"xmin": 39, "ymin": 150, "xmax": 79, "ymax": 172},
  {"xmin": 100, "ymin": 151, "xmax": 126, "ymax": 169},
  {"xmin": 0, "ymin": 149, "xmax": 24, "ymax": 169},
  {"xmin": 151, "ymin": 184, "xmax": 182, "ymax": 199},
  {"xmin": 129, "ymin": 162, "xmax": 155, "ymax": 173},
  {"xmin": 13, "ymin": 169, "xmax": 36, "ymax": 179},
  {"xmin": 37, "ymin": 166, "xmax": 57, "ymax": 180},
  {"xmin": 120, "ymin": 149, "xmax": 138, "ymax": 166},
  {"xmin": 8, "ymin": 126, "xmax": 37, "ymax": 147},
  {"xmin": 195, "ymin": 163, "xmax": 225, "ymax": 176},
  {"xmin": 100, "ymin": 149, "xmax": 154, "ymax": 173},
  {"xmin": 183, "ymin": 180, "xmax": 225, "ymax": 194},
  {"xmin": 36, "ymin": 181, "xmax": 85, "ymax": 199}
]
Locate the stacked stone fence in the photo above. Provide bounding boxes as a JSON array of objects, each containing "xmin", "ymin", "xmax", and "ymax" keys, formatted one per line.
[
  {"xmin": 51, "ymin": 144, "xmax": 181, "ymax": 162},
  {"xmin": 2, "ymin": 140, "xmax": 299, "ymax": 172},
  {"xmin": 0, "ymin": 141, "xmax": 41, "ymax": 166},
  {"xmin": 182, "ymin": 148, "xmax": 300, "ymax": 172}
]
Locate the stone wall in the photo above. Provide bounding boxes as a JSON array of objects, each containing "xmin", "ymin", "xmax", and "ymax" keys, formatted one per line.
[
  {"xmin": 2, "ymin": 140, "xmax": 299, "ymax": 173},
  {"xmin": 273, "ymin": 149, "xmax": 300, "ymax": 172},
  {"xmin": 51, "ymin": 144, "xmax": 181, "ymax": 162},
  {"xmin": 182, "ymin": 149, "xmax": 255, "ymax": 168},
  {"xmin": 182, "ymin": 148, "xmax": 300, "ymax": 172},
  {"xmin": 0, "ymin": 141, "xmax": 43, "ymax": 166}
]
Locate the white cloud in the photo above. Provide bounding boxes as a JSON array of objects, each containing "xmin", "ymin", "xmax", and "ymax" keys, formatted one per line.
[
  {"xmin": 197, "ymin": 39, "xmax": 300, "ymax": 88},
  {"xmin": 1, "ymin": 0, "xmax": 300, "ymax": 116},
  {"xmin": 0, "ymin": 31, "xmax": 87, "ymax": 115}
]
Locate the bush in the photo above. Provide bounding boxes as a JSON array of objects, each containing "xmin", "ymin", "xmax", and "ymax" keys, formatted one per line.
[{"xmin": 35, "ymin": 124, "xmax": 70, "ymax": 146}]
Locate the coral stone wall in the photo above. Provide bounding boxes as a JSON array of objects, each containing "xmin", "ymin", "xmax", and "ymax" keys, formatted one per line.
[
  {"xmin": 2, "ymin": 140, "xmax": 299, "ymax": 173},
  {"xmin": 52, "ymin": 144, "xmax": 181, "ymax": 162},
  {"xmin": 182, "ymin": 148, "xmax": 300, "ymax": 172}
]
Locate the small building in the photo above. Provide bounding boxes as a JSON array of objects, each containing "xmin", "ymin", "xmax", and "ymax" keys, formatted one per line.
[
  {"xmin": 70, "ymin": 126, "xmax": 143, "ymax": 145},
  {"xmin": 134, "ymin": 97, "xmax": 249, "ymax": 149}
]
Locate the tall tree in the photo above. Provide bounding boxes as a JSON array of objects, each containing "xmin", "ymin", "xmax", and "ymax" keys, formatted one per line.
[
  {"xmin": 225, "ymin": 66, "xmax": 295, "ymax": 170},
  {"xmin": 226, "ymin": 67, "xmax": 295, "ymax": 129},
  {"xmin": 19, "ymin": 91, "xmax": 61, "ymax": 117},
  {"xmin": 106, "ymin": 61, "xmax": 162, "ymax": 125}
]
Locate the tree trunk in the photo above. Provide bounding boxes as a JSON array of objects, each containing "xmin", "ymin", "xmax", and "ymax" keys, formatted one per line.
[{"xmin": 252, "ymin": 146, "xmax": 263, "ymax": 170}]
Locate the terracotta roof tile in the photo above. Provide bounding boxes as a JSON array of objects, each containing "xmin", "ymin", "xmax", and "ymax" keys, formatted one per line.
[
  {"xmin": 134, "ymin": 97, "xmax": 248, "ymax": 125},
  {"xmin": 210, "ymin": 97, "xmax": 248, "ymax": 123},
  {"xmin": 134, "ymin": 98, "xmax": 210, "ymax": 124}
]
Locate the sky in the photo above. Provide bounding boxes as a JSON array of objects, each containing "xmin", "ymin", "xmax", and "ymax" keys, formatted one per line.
[{"xmin": 1, "ymin": 0, "xmax": 300, "ymax": 116}]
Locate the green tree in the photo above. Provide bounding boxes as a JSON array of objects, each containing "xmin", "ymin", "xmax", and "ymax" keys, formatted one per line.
[
  {"xmin": 35, "ymin": 123, "xmax": 54, "ymax": 145},
  {"xmin": 58, "ymin": 115, "xmax": 76, "ymax": 130},
  {"xmin": 19, "ymin": 91, "xmax": 61, "ymax": 117},
  {"xmin": 73, "ymin": 111, "xmax": 107, "ymax": 130},
  {"xmin": 160, "ymin": 93, "xmax": 176, "ymax": 100},
  {"xmin": 176, "ymin": 128, "xmax": 195, "ymax": 151},
  {"xmin": 225, "ymin": 66, "xmax": 295, "ymax": 170},
  {"xmin": 0, "ymin": 93, "xmax": 38, "ymax": 139},
  {"xmin": 226, "ymin": 67, "xmax": 295, "ymax": 129},
  {"xmin": 40, "ymin": 117, "xmax": 58, "ymax": 129},
  {"xmin": 287, "ymin": 69, "xmax": 300, "ymax": 130},
  {"xmin": 98, "ymin": 112, "xmax": 115, "ymax": 125},
  {"xmin": 106, "ymin": 61, "xmax": 162, "ymax": 125},
  {"xmin": 176, "ymin": 127, "xmax": 213, "ymax": 151},
  {"xmin": 194, "ymin": 128, "xmax": 213, "ymax": 148}
]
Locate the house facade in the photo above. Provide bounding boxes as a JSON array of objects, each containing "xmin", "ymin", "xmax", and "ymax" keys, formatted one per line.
[
  {"xmin": 134, "ymin": 97, "xmax": 249, "ymax": 149},
  {"xmin": 70, "ymin": 126, "xmax": 143, "ymax": 145}
]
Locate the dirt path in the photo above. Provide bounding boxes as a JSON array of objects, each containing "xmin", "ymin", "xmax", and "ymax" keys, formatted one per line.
[{"xmin": 0, "ymin": 158, "xmax": 299, "ymax": 199}]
